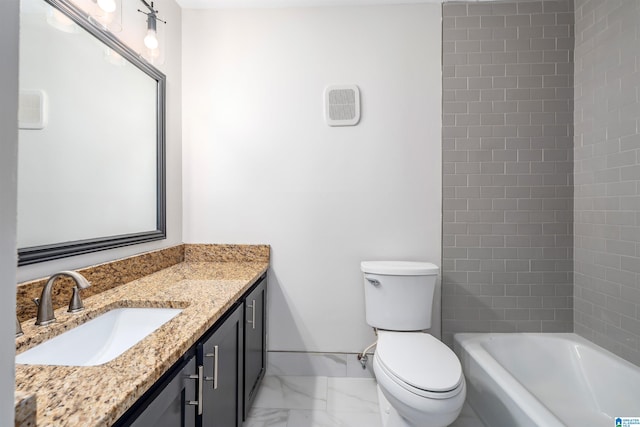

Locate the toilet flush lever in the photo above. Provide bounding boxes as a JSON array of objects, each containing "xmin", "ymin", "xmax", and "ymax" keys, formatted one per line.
[{"xmin": 366, "ymin": 277, "xmax": 381, "ymax": 286}]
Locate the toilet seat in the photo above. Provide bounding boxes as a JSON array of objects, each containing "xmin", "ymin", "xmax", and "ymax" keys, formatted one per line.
[{"xmin": 375, "ymin": 331, "xmax": 463, "ymax": 399}]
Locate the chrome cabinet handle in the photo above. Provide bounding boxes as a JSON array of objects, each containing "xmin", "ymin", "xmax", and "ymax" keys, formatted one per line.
[
  {"xmin": 186, "ymin": 365, "xmax": 203, "ymax": 415},
  {"xmin": 204, "ymin": 345, "xmax": 219, "ymax": 389},
  {"xmin": 247, "ymin": 300, "xmax": 256, "ymax": 329}
]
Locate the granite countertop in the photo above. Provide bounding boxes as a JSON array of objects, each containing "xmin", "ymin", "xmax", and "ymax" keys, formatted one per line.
[{"xmin": 15, "ymin": 260, "xmax": 268, "ymax": 427}]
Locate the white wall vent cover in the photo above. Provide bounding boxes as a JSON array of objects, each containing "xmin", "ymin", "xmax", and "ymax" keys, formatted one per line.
[
  {"xmin": 19, "ymin": 89, "xmax": 48, "ymax": 130},
  {"xmin": 325, "ymin": 85, "xmax": 360, "ymax": 126}
]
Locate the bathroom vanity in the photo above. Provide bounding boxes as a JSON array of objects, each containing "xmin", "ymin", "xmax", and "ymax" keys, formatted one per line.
[
  {"xmin": 15, "ymin": 244, "xmax": 269, "ymax": 427},
  {"xmin": 118, "ymin": 275, "xmax": 267, "ymax": 427}
]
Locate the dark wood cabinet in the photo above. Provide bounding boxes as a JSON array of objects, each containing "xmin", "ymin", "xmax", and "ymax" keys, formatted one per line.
[
  {"xmin": 115, "ymin": 273, "xmax": 267, "ymax": 427},
  {"xmin": 199, "ymin": 304, "xmax": 243, "ymax": 427},
  {"xmin": 127, "ymin": 355, "xmax": 198, "ymax": 427},
  {"xmin": 243, "ymin": 276, "xmax": 267, "ymax": 419}
]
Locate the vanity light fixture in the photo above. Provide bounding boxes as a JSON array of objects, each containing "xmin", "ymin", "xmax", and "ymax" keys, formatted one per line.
[
  {"xmin": 144, "ymin": 18, "xmax": 159, "ymax": 50},
  {"xmin": 90, "ymin": 0, "xmax": 122, "ymax": 32},
  {"xmin": 138, "ymin": 0, "xmax": 166, "ymax": 63}
]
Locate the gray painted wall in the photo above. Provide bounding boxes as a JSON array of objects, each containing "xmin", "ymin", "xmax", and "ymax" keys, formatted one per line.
[
  {"xmin": 574, "ymin": 0, "xmax": 640, "ymax": 366},
  {"xmin": 0, "ymin": 0, "xmax": 19, "ymax": 423},
  {"xmin": 442, "ymin": 0, "xmax": 574, "ymax": 345}
]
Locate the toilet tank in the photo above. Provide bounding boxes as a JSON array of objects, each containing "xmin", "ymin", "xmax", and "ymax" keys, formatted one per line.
[{"xmin": 361, "ymin": 261, "xmax": 439, "ymax": 331}]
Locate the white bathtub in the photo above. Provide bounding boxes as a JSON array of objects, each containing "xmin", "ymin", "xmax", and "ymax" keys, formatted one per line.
[{"xmin": 453, "ymin": 333, "xmax": 640, "ymax": 427}]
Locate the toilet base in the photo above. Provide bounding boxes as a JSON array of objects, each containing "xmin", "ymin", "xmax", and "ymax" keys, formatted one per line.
[
  {"xmin": 377, "ymin": 385, "xmax": 412, "ymax": 427},
  {"xmin": 373, "ymin": 350, "xmax": 465, "ymax": 427},
  {"xmin": 376, "ymin": 382, "xmax": 464, "ymax": 427}
]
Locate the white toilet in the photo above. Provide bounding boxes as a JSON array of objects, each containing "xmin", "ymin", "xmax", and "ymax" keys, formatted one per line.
[{"xmin": 361, "ymin": 261, "xmax": 466, "ymax": 427}]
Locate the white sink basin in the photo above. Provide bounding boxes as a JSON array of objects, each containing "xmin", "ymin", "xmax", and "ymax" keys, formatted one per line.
[{"xmin": 16, "ymin": 307, "xmax": 182, "ymax": 366}]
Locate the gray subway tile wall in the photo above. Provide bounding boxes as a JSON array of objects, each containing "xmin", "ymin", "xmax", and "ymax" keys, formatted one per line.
[
  {"xmin": 573, "ymin": 0, "xmax": 640, "ymax": 366},
  {"xmin": 442, "ymin": 0, "xmax": 574, "ymax": 345}
]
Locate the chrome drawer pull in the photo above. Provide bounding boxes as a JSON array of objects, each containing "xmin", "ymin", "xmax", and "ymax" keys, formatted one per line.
[
  {"xmin": 204, "ymin": 345, "xmax": 219, "ymax": 389},
  {"xmin": 247, "ymin": 300, "xmax": 256, "ymax": 329},
  {"xmin": 186, "ymin": 365, "xmax": 203, "ymax": 415}
]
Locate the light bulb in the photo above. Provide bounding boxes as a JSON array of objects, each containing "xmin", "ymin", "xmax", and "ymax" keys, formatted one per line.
[
  {"xmin": 97, "ymin": 0, "xmax": 116, "ymax": 13},
  {"xmin": 144, "ymin": 29, "xmax": 159, "ymax": 50}
]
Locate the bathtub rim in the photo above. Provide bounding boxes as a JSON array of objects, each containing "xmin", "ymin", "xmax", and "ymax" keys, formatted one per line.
[
  {"xmin": 454, "ymin": 332, "xmax": 565, "ymax": 427},
  {"xmin": 455, "ymin": 332, "xmax": 640, "ymax": 378},
  {"xmin": 453, "ymin": 332, "xmax": 640, "ymax": 427}
]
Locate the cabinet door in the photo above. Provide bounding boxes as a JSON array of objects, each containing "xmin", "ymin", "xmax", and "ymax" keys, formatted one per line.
[
  {"xmin": 199, "ymin": 304, "xmax": 243, "ymax": 427},
  {"xmin": 130, "ymin": 355, "xmax": 198, "ymax": 427},
  {"xmin": 244, "ymin": 277, "xmax": 267, "ymax": 418}
]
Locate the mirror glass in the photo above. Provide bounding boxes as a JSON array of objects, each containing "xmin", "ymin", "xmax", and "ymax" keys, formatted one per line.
[{"xmin": 17, "ymin": 0, "xmax": 166, "ymax": 266}]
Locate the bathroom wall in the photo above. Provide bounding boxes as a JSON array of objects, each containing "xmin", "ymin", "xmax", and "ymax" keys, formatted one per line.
[
  {"xmin": 182, "ymin": 4, "xmax": 443, "ymax": 353},
  {"xmin": 573, "ymin": 0, "xmax": 640, "ymax": 366},
  {"xmin": 16, "ymin": 0, "xmax": 183, "ymax": 283},
  {"xmin": 441, "ymin": 0, "xmax": 574, "ymax": 345},
  {"xmin": 0, "ymin": 0, "xmax": 19, "ymax": 423}
]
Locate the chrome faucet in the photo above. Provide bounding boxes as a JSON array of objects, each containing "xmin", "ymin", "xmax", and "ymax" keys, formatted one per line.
[{"xmin": 34, "ymin": 271, "xmax": 91, "ymax": 326}]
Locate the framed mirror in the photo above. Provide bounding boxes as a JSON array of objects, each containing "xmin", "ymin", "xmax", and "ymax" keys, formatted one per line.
[{"xmin": 17, "ymin": 0, "xmax": 166, "ymax": 266}]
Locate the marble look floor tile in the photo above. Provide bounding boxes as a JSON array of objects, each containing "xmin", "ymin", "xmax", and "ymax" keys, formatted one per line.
[
  {"xmin": 253, "ymin": 376, "xmax": 328, "ymax": 410},
  {"xmin": 326, "ymin": 378, "xmax": 379, "ymax": 414},
  {"xmin": 287, "ymin": 410, "xmax": 382, "ymax": 427},
  {"xmin": 267, "ymin": 352, "xmax": 348, "ymax": 377},
  {"xmin": 248, "ymin": 375, "xmax": 484, "ymax": 427},
  {"xmin": 243, "ymin": 408, "xmax": 289, "ymax": 427}
]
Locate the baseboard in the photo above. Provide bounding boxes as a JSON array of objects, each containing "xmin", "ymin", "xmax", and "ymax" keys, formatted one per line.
[{"xmin": 266, "ymin": 351, "xmax": 375, "ymax": 378}]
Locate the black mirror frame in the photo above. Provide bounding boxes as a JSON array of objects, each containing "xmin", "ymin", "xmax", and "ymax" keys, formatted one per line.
[{"xmin": 17, "ymin": 0, "xmax": 166, "ymax": 266}]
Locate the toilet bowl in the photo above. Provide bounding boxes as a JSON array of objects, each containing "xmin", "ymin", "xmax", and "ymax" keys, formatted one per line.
[
  {"xmin": 360, "ymin": 261, "xmax": 466, "ymax": 427},
  {"xmin": 372, "ymin": 330, "xmax": 466, "ymax": 427}
]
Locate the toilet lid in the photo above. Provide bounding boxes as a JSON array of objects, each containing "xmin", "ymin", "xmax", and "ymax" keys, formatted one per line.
[
  {"xmin": 376, "ymin": 331, "xmax": 463, "ymax": 393},
  {"xmin": 361, "ymin": 261, "xmax": 439, "ymax": 276}
]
